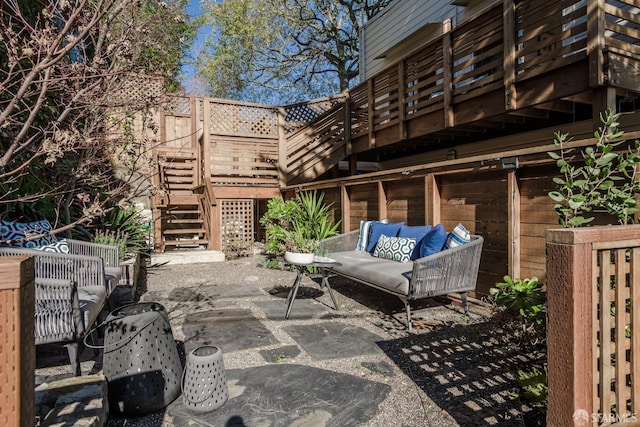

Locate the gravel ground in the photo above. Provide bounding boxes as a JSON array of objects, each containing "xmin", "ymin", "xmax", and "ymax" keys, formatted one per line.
[{"xmin": 36, "ymin": 254, "xmax": 544, "ymax": 426}]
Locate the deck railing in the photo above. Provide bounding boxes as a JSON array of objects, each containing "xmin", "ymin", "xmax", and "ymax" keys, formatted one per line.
[{"xmin": 547, "ymin": 225, "xmax": 640, "ymax": 426}]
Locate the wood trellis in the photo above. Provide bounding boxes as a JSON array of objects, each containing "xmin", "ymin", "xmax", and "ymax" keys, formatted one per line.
[{"xmin": 219, "ymin": 200, "xmax": 255, "ymax": 253}]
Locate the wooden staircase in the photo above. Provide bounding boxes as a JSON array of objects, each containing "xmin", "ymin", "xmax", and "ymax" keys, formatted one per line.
[{"xmin": 154, "ymin": 148, "xmax": 216, "ymax": 252}]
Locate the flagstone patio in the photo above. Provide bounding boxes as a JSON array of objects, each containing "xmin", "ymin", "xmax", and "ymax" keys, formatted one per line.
[{"xmin": 34, "ymin": 255, "xmax": 543, "ymax": 426}]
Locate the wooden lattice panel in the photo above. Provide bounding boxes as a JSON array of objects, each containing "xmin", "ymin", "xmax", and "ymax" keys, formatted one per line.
[
  {"xmin": 209, "ymin": 102, "xmax": 278, "ymax": 137},
  {"xmin": 593, "ymin": 247, "xmax": 640, "ymax": 424},
  {"xmin": 284, "ymin": 96, "xmax": 345, "ymax": 135},
  {"xmin": 220, "ymin": 200, "xmax": 254, "ymax": 252},
  {"xmin": 111, "ymin": 74, "xmax": 164, "ymax": 106},
  {"xmin": 165, "ymin": 96, "xmax": 191, "ymax": 115}
]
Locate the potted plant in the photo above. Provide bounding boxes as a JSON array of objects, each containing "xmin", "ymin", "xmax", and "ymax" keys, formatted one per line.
[{"xmin": 283, "ymin": 228, "xmax": 318, "ymax": 264}]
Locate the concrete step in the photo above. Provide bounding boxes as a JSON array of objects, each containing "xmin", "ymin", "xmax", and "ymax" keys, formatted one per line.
[
  {"xmin": 36, "ymin": 374, "xmax": 107, "ymax": 427},
  {"xmin": 151, "ymin": 249, "xmax": 225, "ymax": 265}
]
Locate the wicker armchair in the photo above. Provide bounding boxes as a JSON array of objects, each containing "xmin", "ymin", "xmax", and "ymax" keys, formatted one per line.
[
  {"xmin": 65, "ymin": 239, "xmax": 121, "ymax": 289},
  {"xmin": 34, "ymin": 278, "xmax": 105, "ymax": 376}
]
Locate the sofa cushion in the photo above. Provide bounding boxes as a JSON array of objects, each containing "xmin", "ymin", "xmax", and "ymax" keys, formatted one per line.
[
  {"xmin": 329, "ymin": 250, "xmax": 413, "ymax": 295},
  {"xmin": 373, "ymin": 235, "xmax": 416, "ymax": 263},
  {"xmin": 356, "ymin": 219, "xmax": 388, "ymax": 251},
  {"xmin": 0, "ymin": 219, "xmax": 58, "ymax": 247},
  {"xmin": 398, "ymin": 225, "xmax": 432, "ymax": 260},
  {"xmin": 366, "ymin": 222, "xmax": 404, "ymax": 253},
  {"xmin": 419, "ymin": 224, "xmax": 447, "ymax": 257},
  {"xmin": 445, "ymin": 223, "xmax": 470, "ymax": 249},
  {"xmin": 77, "ymin": 285, "xmax": 106, "ymax": 334}
]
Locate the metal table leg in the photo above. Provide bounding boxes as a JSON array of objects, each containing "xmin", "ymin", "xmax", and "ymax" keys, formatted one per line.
[
  {"xmin": 320, "ymin": 267, "xmax": 339, "ymax": 311},
  {"xmin": 285, "ymin": 268, "xmax": 303, "ymax": 319}
]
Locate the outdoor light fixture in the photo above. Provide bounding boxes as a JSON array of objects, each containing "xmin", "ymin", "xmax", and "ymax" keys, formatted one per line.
[
  {"xmin": 501, "ymin": 157, "xmax": 519, "ymax": 170},
  {"xmin": 619, "ymin": 96, "xmax": 636, "ymax": 114}
]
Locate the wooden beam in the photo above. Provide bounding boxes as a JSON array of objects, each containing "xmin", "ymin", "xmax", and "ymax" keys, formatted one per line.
[
  {"xmin": 503, "ymin": 0, "xmax": 516, "ymax": 110},
  {"xmin": 341, "ymin": 184, "xmax": 351, "ymax": 232},
  {"xmin": 344, "ymin": 96, "xmax": 352, "ymax": 156},
  {"xmin": 587, "ymin": 0, "xmax": 605, "ymax": 88},
  {"xmin": 507, "ymin": 170, "xmax": 521, "ymax": 278},
  {"xmin": 378, "ymin": 181, "xmax": 387, "ymax": 220},
  {"xmin": 201, "ymin": 99, "xmax": 211, "ymax": 185},
  {"xmin": 425, "ymin": 174, "xmax": 441, "ymax": 225},
  {"xmin": 191, "ymin": 96, "xmax": 200, "ymax": 184},
  {"xmin": 592, "ymin": 87, "xmax": 616, "ymax": 131},
  {"xmin": 442, "ymin": 20, "xmax": 454, "ymax": 128},
  {"xmin": 210, "ymin": 186, "xmax": 281, "ymax": 199}
]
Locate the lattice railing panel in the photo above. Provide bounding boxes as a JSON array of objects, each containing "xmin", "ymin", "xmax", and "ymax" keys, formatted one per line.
[
  {"xmin": 209, "ymin": 102, "xmax": 278, "ymax": 137},
  {"xmin": 220, "ymin": 200, "xmax": 254, "ymax": 253},
  {"xmin": 593, "ymin": 246, "xmax": 640, "ymax": 425},
  {"xmin": 165, "ymin": 96, "xmax": 191, "ymax": 115},
  {"xmin": 284, "ymin": 95, "xmax": 346, "ymax": 135}
]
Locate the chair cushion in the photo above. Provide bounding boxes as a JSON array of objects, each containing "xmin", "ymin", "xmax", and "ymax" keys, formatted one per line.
[
  {"xmin": 366, "ymin": 222, "xmax": 404, "ymax": 253},
  {"xmin": 330, "ymin": 251, "xmax": 413, "ymax": 295},
  {"xmin": 77, "ymin": 285, "xmax": 106, "ymax": 334},
  {"xmin": 398, "ymin": 225, "xmax": 432, "ymax": 260},
  {"xmin": 445, "ymin": 223, "xmax": 471, "ymax": 249},
  {"xmin": 373, "ymin": 235, "xmax": 416, "ymax": 263},
  {"xmin": 0, "ymin": 219, "xmax": 58, "ymax": 247},
  {"xmin": 419, "ymin": 224, "xmax": 447, "ymax": 257}
]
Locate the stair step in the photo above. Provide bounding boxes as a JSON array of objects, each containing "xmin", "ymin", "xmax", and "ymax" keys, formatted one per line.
[
  {"xmin": 165, "ymin": 218, "xmax": 204, "ymax": 224},
  {"xmin": 165, "ymin": 209, "xmax": 199, "ymax": 214},
  {"xmin": 163, "ymin": 228, "xmax": 206, "ymax": 235},
  {"xmin": 163, "ymin": 239, "xmax": 209, "ymax": 247}
]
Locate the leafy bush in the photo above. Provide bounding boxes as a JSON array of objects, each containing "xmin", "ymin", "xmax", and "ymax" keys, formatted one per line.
[
  {"xmin": 491, "ymin": 276, "xmax": 545, "ymax": 326},
  {"xmin": 92, "ymin": 208, "xmax": 149, "ymax": 260},
  {"xmin": 548, "ymin": 109, "xmax": 640, "ymax": 227},
  {"xmin": 260, "ymin": 190, "xmax": 340, "ymax": 259}
]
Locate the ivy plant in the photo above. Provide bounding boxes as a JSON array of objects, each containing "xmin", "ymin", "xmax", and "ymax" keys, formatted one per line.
[{"xmin": 548, "ymin": 109, "xmax": 640, "ymax": 227}]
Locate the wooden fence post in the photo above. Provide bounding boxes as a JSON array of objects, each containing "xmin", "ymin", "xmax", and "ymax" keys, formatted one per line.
[
  {"xmin": 0, "ymin": 256, "xmax": 35, "ymax": 427},
  {"xmin": 546, "ymin": 229, "xmax": 593, "ymax": 426}
]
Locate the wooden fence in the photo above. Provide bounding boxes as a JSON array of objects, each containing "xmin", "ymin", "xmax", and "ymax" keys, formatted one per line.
[{"xmin": 547, "ymin": 226, "xmax": 640, "ymax": 426}]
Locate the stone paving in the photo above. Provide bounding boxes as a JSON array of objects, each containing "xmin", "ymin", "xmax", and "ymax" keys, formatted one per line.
[{"xmin": 34, "ymin": 256, "xmax": 540, "ymax": 426}]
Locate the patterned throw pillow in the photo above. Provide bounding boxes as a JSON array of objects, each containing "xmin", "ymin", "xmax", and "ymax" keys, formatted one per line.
[
  {"xmin": 356, "ymin": 219, "xmax": 388, "ymax": 251},
  {"xmin": 446, "ymin": 223, "xmax": 471, "ymax": 249},
  {"xmin": 35, "ymin": 238, "xmax": 70, "ymax": 254},
  {"xmin": 373, "ymin": 235, "xmax": 416, "ymax": 263},
  {"xmin": 0, "ymin": 219, "xmax": 58, "ymax": 247}
]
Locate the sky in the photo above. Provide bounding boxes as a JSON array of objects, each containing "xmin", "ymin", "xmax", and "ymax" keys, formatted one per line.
[{"xmin": 182, "ymin": 0, "xmax": 209, "ymax": 93}]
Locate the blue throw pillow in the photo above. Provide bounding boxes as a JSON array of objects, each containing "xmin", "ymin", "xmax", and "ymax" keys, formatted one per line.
[
  {"xmin": 0, "ymin": 219, "xmax": 58, "ymax": 247},
  {"xmin": 445, "ymin": 223, "xmax": 471, "ymax": 249},
  {"xmin": 419, "ymin": 224, "xmax": 447, "ymax": 257},
  {"xmin": 366, "ymin": 222, "xmax": 404, "ymax": 253},
  {"xmin": 398, "ymin": 225, "xmax": 432, "ymax": 260}
]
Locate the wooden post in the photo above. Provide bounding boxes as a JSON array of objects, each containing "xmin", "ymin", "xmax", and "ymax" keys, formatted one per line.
[
  {"xmin": 397, "ymin": 61, "xmax": 407, "ymax": 141},
  {"xmin": 191, "ymin": 96, "xmax": 200, "ymax": 184},
  {"xmin": 425, "ymin": 174, "xmax": 441, "ymax": 225},
  {"xmin": 378, "ymin": 181, "xmax": 387, "ymax": 221},
  {"xmin": 341, "ymin": 184, "xmax": 351, "ymax": 233},
  {"xmin": 442, "ymin": 19, "xmax": 454, "ymax": 128},
  {"xmin": 201, "ymin": 99, "xmax": 211, "ymax": 185},
  {"xmin": 507, "ymin": 170, "xmax": 520, "ymax": 278},
  {"xmin": 587, "ymin": 0, "xmax": 605, "ymax": 88},
  {"xmin": 367, "ymin": 79, "xmax": 376, "ymax": 149},
  {"xmin": 0, "ymin": 257, "xmax": 35, "ymax": 427},
  {"xmin": 503, "ymin": 0, "xmax": 516, "ymax": 110},
  {"xmin": 344, "ymin": 95, "xmax": 352, "ymax": 156},
  {"xmin": 277, "ymin": 107, "xmax": 287, "ymax": 187},
  {"xmin": 546, "ymin": 229, "xmax": 593, "ymax": 426}
]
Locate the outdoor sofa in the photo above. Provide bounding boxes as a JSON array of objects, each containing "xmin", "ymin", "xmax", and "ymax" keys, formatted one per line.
[
  {"xmin": 0, "ymin": 219, "xmax": 119, "ymax": 375},
  {"xmin": 318, "ymin": 221, "xmax": 483, "ymax": 330}
]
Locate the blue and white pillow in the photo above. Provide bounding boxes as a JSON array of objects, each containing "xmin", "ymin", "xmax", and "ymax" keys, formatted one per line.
[
  {"xmin": 0, "ymin": 219, "xmax": 58, "ymax": 247},
  {"xmin": 445, "ymin": 223, "xmax": 471, "ymax": 249},
  {"xmin": 35, "ymin": 238, "xmax": 70, "ymax": 254},
  {"xmin": 356, "ymin": 219, "xmax": 388, "ymax": 251},
  {"xmin": 373, "ymin": 235, "xmax": 416, "ymax": 263}
]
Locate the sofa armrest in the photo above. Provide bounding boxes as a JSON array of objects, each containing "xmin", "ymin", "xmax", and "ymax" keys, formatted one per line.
[
  {"xmin": 34, "ymin": 278, "xmax": 82, "ymax": 345},
  {"xmin": 67, "ymin": 239, "xmax": 120, "ymax": 268},
  {"xmin": 318, "ymin": 230, "xmax": 360, "ymax": 254},
  {"xmin": 408, "ymin": 235, "xmax": 484, "ymax": 299}
]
